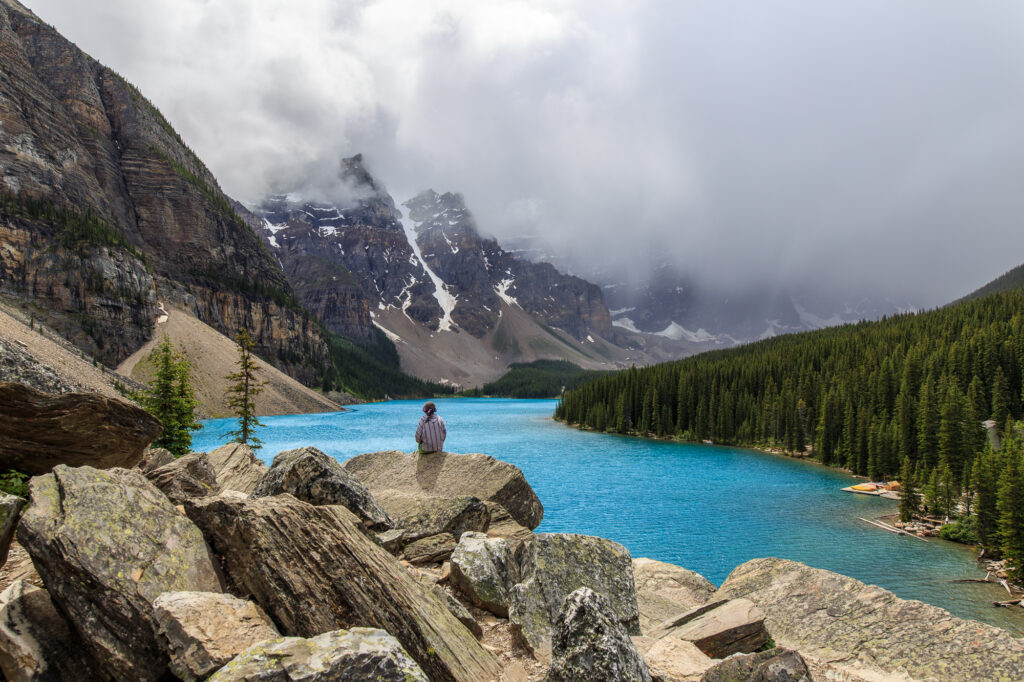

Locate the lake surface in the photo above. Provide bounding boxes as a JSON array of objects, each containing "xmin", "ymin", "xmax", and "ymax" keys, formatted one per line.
[{"xmin": 194, "ymin": 397, "xmax": 1024, "ymax": 635}]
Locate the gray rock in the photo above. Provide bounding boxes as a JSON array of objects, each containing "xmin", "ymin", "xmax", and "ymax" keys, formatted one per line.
[
  {"xmin": 206, "ymin": 443, "xmax": 267, "ymax": 494},
  {"xmin": 0, "ymin": 494, "xmax": 25, "ymax": 568},
  {"xmin": 344, "ymin": 449, "xmax": 544, "ymax": 529},
  {"xmin": 145, "ymin": 452, "xmax": 221, "ymax": 504},
  {"xmin": 700, "ymin": 647, "xmax": 811, "ymax": 682},
  {"xmin": 17, "ymin": 465, "xmax": 222, "ymax": 682},
  {"xmin": 450, "ymin": 531, "xmax": 519, "ymax": 617},
  {"xmin": 484, "ymin": 501, "xmax": 534, "ymax": 550},
  {"xmin": 0, "ymin": 541, "xmax": 41, "ymax": 593},
  {"xmin": 545, "ymin": 587, "xmax": 651, "ymax": 682},
  {"xmin": 403, "ymin": 532, "xmax": 457, "ymax": 564},
  {"xmin": 653, "ymin": 599, "xmax": 768, "ymax": 659},
  {"xmin": 0, "ymin": 580, "xmax": 98, "ymax": 682},
  {"xmin": 716, "ymin": 557, "xmax": 1024, "ymax": 681},
  {"xmin": 153, "ymin": 591, "xmax": 281, "ymax": 682},
  {"xmin": 376, "ymin": 528, "xmax": 406, "ymax": 553},
  {"xmin": 137, "ymin": 447, "xmax": 176, "ymax": 473},
  {"xmin": 510, "ymin": 533, "xmax": 640, "ymax": 659},
  {"xmin": 208, "ymin": 628, "xmax": 429, "ymax": 681},
  {"xmin": 393, "ymin": 494, "xmax": 490, "ymax": 544},
  {"xmin": 633, "ymin": 558, "xmax": 716, "ymax": 635},
  {"xmin": 641, "ymin": 637, "xmax": 714, "ymax": 681},
  {"xmin": 184, "ymin": 492, "xmax": 501, "ymax": 682},
  {"xmin": 251, "ymin": 446, "xmax": 392, "ymax": 529},
  {"xmin": 0, "ymin": 382, "xmax": 161, "ymax": 475},
  {"xmin": 412, "ymin": 573, "xmax": 483, "ymax": 640}
]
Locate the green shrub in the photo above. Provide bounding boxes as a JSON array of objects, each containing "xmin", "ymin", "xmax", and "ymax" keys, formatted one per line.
[{"xmin": 0, "ymin": 470, "xmax": 29, "ymax": 498}]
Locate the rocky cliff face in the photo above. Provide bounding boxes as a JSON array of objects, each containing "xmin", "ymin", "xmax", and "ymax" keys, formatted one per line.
[
  {"xmin": 0, "ymin": 0, "xmax": 329, "ymax": 381},
  {"xmin": 249, "ymin": 158, "xmax": 613, "ymax": 347}
]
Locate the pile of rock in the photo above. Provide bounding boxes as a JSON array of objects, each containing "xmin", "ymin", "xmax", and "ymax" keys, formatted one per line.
[{"xmin": 3, "ymin": 437, "xmax": 1024, "ymax": 681}]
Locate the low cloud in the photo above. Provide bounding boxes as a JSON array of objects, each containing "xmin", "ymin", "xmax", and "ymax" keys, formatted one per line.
[{"xmin": 28, "ymin": 0, "xmax": 1024, "ymax": 305}]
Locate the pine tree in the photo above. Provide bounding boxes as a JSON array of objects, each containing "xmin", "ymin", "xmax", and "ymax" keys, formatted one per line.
[
  {"xmin": 139, "ymin": 336, "xmax": 200, "ymax": 456},
  {"xmin": 898, "ymin": 456, "xmax": 920, "ymax": 522},
  {"xmin": 992, "ymin": 366, "xmax": 1012, "ymax": 431},
  {"xmin": 225, "ymin": 329, "xmax": 266, "ymax": 449},
  {"xmin": 997, "ymin": 447, "xmax": 1024, "ymax": 582}
]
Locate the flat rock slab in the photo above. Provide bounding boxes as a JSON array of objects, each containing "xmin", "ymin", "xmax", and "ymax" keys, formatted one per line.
[
  {"xmin": 700, "ymin": 647, "xmax": 811, "ymax": 682},
  {"xmin": 344, "ymin": 450, "xmax": 543, "ymax": 529},
  {"xmin": 206, "ymin": 443, "xmax": 267, "ymax": 494},
  {"xmin": 145, "ymin": 452, "xmax": 221, "ymax": 504},
  {"xmin": 0, "ymin": 580, "xmax": 98, "ymax": 682},
  {"xmin": 716, "ymin": 557, "xmax": 1024, "ymax": 681},
  {"xmin": 154, "ymin": 591, "xmax": 280, "ymax": 682},
  {"xmin": 634, "ymin": 557, "xmax": 716, "ymax": 635},
  {"xmin": 642, "ymin": 637, "xmax": 714, "ymax": 681},
  {"xmin": 403, "ymin": 532, "xmax": 457, "ymax": 564},
  {"xmin": 0, "ymin": 382, "xmax": 161, "ymax": 475},
  {"xmin": 208, "ymin": 628, "xmax": 428, "ymax": 681},
  {"xmin": 251, "ymin": 446, "xmax": 392, "ymax": 529},
  {"xmin": 18, "ymin": 465, "xmax": 222, "ymax": 681},
  {"xmin": 655, "ymin": 598, "xmax": 768, "ymax": 659},
  {"xmin": 509, "ymin": 533, "xmax": 640, "ymax": 659},
  {"xmin": 392, "ymin": 494, "xmax": 490, "ymax": 544},
  {"xmin": 546, "ymin": 587, "xmax": 651, "ymax": 682},
  {"xmin": 184, "ymin": 493, "xmax": 500, "ymax": 682}
]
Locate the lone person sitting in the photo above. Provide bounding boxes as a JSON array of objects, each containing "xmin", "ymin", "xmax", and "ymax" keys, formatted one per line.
[{"xmin": 415, "ymin": 401, "xmax": 447, "ymax": 454}]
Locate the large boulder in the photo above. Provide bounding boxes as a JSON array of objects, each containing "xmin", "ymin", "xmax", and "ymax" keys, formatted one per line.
[
  {"xmin": 208, "ymin": 628, "xmax": 429, "ymax": 681},
  {"xmin": 633, "ymin": 558, "xmax": 716, "ymax": 634},
  {"xmin": 403, "ymin": 532, "xmax": 457, "ymax": 565},
  {"xmin": 717, "ymin": 557, "xmax": 1024, "ymax": 681},
  {"xmin": 137, "ymin": 447, "xmax": 175, "ymax": 473},
  {"xmin": 145, "ymin": 452, "xmax": 221, "ymax": 504},
  {"xmin": 509, "ymin": 533, "xmax": 640, "ymax": 659},
  {"xmin": 393, "ymin": 495, "xmax": 490, "ymax": 544},
  {"xmin": 639, "ymin": 637, "xmax": 714, "ymax": 681},
  {"xmin": 0, "ymin": 580, "xmax": 98, "ymax": 682},
  {"xmin": 344, "ymin": 450, "xmax": 544, "ymax": 529},
  {"xmin": 17, "ymin": 465, "xmax": 222, "ymax": 681},
  {"xmin": 546, "ymin": 587, "xmax": 651, "ymax": 682},
  {"xmin": 450, "ymin": 531, "xmax": 520, "ymax": 617},
  {"xmin": 184, "ymin": 493, "xmax": 501, "ymax": 682},
  {"xmin": 651, "ymin": 599, "xmax": 768, "ymax": 659},
  {"xmin": 251, "ymin": 446, "xmax": 392, "ymax": 529},
  {"xmin": 153, "ymin": 591, "xmax": 281, "ymax": 682},
  {"xmin": 206, "ymin": 443, "xmax": 267, "ymax": 494},
  {"xmin": 0, "ymin": 494, "xmax": 25, "ymax": 567},
  {"xmin": 700, "ymin": 647, "xmax": 811, "ymax": 682},
  {"xmin": 484, "ymin": 501, "xmax": 534, "ymax": 548},
  {"xmin": 0, "ymin": 382, "xmax": 161, "ymax": 475}
]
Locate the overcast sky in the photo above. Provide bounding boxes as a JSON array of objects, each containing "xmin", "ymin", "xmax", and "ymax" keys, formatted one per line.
[{"xmin": 27, "ymin": 0, "xmax": 1024, "ymax": 305}]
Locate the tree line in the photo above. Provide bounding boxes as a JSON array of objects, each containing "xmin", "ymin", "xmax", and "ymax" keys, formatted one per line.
[{"xmin": 555, "ymin": 291, "xmax": 1024, "ymax": 579}]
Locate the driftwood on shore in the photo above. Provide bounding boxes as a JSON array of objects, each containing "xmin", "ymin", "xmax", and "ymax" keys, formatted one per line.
[
  {"xmin": 858, "ymin": 517, "xmax": 929, "ymax": 542},
  {"xmin": 993, "ymin": 599, "xmax": 1023, "ymax": 608}
]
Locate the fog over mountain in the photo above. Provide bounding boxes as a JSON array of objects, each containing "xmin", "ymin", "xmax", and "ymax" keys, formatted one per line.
[{"xmin": 29, "ymin": 0, "xmax": 1024, "ymax": 306}]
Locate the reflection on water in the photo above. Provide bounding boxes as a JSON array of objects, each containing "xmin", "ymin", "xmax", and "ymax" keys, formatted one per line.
[{"xmin": 194, "ymin": 397, "xmax": 1024, "ymax": 636}]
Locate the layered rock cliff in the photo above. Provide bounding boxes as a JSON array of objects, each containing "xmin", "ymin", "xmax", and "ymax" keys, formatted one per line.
[{"xmin": 0, "ymin": 0, "xmax": 329, "ymax": 382}]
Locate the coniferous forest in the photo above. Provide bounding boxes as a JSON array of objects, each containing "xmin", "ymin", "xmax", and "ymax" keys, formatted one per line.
[{"xmin": 555, "ymin": 291, "xmax": 1024, "ymax": 577}]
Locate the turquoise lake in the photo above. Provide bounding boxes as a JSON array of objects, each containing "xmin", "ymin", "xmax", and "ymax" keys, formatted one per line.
[{"xmin": 193, "ymin": 397, "xmax": 1024, "ymax": 635}]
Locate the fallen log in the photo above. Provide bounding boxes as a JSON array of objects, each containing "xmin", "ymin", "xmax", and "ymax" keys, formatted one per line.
[
  {"xmin": 993, "ymin": 599, "xmax": 1023, "ymax": 608},
  {"xmin": 859, "ymin": 517, "xmax": 929, "ymax": 542}
]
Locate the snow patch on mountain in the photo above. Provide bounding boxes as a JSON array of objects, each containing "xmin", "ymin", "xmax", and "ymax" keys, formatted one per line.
[
  {"xmin": 399, "ymin": 214, "xmax": 458, "ymax": 331},
  {"xmin": 612, "ymin": 317, "xmax": 642, "ymax": 333},
  {"xmin": 495, "ymin": 277, "xmax": 519, "ymax": 307}
]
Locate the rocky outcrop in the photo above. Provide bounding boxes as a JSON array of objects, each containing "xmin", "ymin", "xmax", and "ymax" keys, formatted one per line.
[
  {"xmin": 634, "ymin": 558, "xmax": 716, "ymax": 634},
  {"xmin": 450, "ymin": 532, "xmax": 520, "ymax": 617},
  {"xmin": 651, "ymin": 599, "xmax": 768, "ymax": 659},
  {"xmin": 716, "ymin": 557, "xmax": 1024, "ymax": 681},
  {"xmin": 17, "ymin": 465, "xmax": 222, "ymax": 681},
  {"xmin": 393, "ymin": 495, "xmax": 490, "ymax": 545},
  {"xmin": 0, "ymin": 580, "xmax": 98, "ymax": 682},
  {"xmin": 545, "ymin": 587, "xmax": 651, "ymax": 682},
  {"xmin": 0, "ymin": 494, "xmax": 25, "ymax": 567},
  {"xmin": 700, "ymin": 648, "xmax": 811, "ymax": 682},
  {"xmin": 206, "ymin": 443, "xmax": 267, "ymax": 494},
  {"xmin": 153, "ymin": 591, "xmax": 281, "ymax": 682},
  {"xmin": 137, "ymin": 447, "xmax": 175, "ymax": 473},
  {"xmin": 250, "ymin": 446, "xmax": 392, "ymax": 529},
  {"xmin": 184, "ymin": 492, "xmax": 501, "ymax": 682},
  {"xmin": 0, "ymin": 541, "xmax": 40, "ymax": 592},
  {"xmin": 0, "ymin": 382, "xmax": 161, "ymax": 475},
  {"xmin": 344, "ymin": 450, "xmax": 543, "ymax": 529},
  {"xmin": 145, "ymin": 452, "xmax": 220, "ymax": 504},
  {"xmin": 0, "ymin": 0, "xmax": 337, "ymax": 379},
  {"xmin": 403, "ymin": 532, "xmax": 457, "ymax": 565},
  {"xmin": 208, "ymin": 628, "xmax": 429, "ymax": 682},
  {"xmin": 509, "ymin": 533, "xmax": 640, "ymax": 659},
  {"xmin": 636, "ymin": 637, "xmax": 714, "ymax": 681}
]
